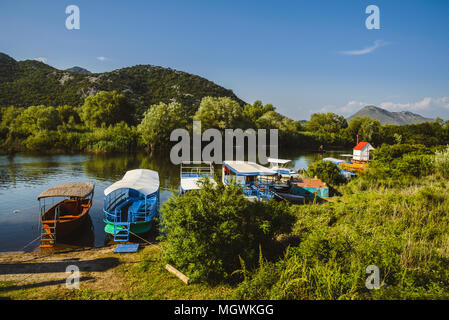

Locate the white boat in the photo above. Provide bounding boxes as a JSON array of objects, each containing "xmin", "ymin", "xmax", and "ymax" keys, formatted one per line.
[
  {"xmin": 180, "ymin": 161, "xmax": 217, "ymax": 193},
  {"xmin": 222, "ymin": 161, "xmax": 278, "ymax": 201},
  {"xmin": 267, "ymin": 158, "xmax": 297, "ymax": 177}
]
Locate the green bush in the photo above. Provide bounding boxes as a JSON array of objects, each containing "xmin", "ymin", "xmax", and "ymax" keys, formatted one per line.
[
  {"xmin": 434, "ymin": 146, "xmax": 449, "ymax": 178},
  {"xmin": 307, "ymin": 160, "xmax": 346, "ymax": 185},
  {"xmin": 159, "ymin": 180, "xmax": 295, "ymax": 284},
  {"xmin": 395, "ymin": 154, "xmax": 433, "ymax": 177},
  {"xmin": 81, "ymin": 122, "xmax": 138, "ymax": 152},
  {"xmin": 373, "ymin": 144, "xmax": 432, "ymax": 163}
]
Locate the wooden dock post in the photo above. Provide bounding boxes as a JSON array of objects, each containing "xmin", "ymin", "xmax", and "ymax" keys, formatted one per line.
[{"xmin": 165, "ymin": 264, "xmax": 189, "ymax": 285}]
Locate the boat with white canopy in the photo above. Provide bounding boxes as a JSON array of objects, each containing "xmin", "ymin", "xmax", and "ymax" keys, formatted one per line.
[
  {"xmin": 267, "ymin": 158, "xmax": 297, "ymax": 177},
  {"xmin": 222, "ymin": 161, "xmax": 278, "ymax": 201},
  {"xmin": 180, "ymin": 161, "xmax": 217, "ymax": 193},
  {"xmin": 103, "ymin": 169, "xmax": 160, "ymax": 242}
]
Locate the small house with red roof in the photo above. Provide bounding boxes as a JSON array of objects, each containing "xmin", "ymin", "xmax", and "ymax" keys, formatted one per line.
[{"xmin": 353, "ymin": 141, "xmax": 374, "ymax": 161}]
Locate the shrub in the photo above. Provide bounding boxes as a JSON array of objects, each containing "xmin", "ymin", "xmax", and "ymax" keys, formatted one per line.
[
  {"xmin": 307, "ymin": 160, "xmax": 346, "ymax": 185},
  {"xmin": 395, "ymin": 154, "xmax": 433, "ymax": 177},
  {"xmin": 434, "ymin": 146, "xmax": 449, "ymax": 178},
  {"xmin": 159, "ymin": 180, "xmax": 295, "ymax": 284},
  {"xmin": 81, "ymin": 122, "xmax": 138, "ymax": 152}
]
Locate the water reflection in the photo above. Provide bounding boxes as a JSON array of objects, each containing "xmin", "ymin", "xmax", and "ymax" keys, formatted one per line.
[{"xmin": 0, "ymin": 149, "xmax": 349, "ymax": 252}]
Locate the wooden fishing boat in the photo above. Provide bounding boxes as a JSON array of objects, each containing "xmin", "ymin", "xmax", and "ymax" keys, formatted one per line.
[{"xmin": 37, "ymin": 182, "xmax": 95, "ymax": 248}]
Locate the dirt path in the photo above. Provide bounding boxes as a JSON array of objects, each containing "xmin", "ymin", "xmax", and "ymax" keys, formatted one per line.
[{"xmin": 0, "ymin": 246, "xmax": 134, "ymax": 296}]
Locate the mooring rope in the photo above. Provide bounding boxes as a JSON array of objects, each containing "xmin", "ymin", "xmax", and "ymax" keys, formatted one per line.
[
  {"xmin": 19, "ymin": 235, "xmax": 42, "ymax": 252},
  {"xmin": 128, "ymin": 230, "xmax": 160, "ymax": 250}
]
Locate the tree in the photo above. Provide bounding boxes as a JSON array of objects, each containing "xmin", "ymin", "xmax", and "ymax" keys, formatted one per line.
[
  {"xmin": 242, "ymin": 100, "xmax": 276, "ymax": 125},
  {"xmin": 193, "ymin": 96, "xmax": 242, "ymax": 130},
  {"xmin": 307, "ymin": 160, "xmax": 346, "ymax": 185},
  {"xmin": 80, "ymin": 90, "xmax": 134, "ymax": 128},
  {"xmin": 15, "ymin": 105, "xmax": 59, "ymax": 134},
  {"xmin": 345, "ymin": 116, "xmax": 381, "ymax": 145},
  {"xmin": 137, "ymin": 101, "xmax": 188, "ymax": 151},
  {"xmin": 305, "ymin": 113, "xmax": 348, "ymax": 134}
]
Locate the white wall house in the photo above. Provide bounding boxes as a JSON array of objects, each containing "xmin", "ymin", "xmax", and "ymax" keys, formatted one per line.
[{"xmin": 353, "ymin": 142, "xmax": 375, "ymax": 161}]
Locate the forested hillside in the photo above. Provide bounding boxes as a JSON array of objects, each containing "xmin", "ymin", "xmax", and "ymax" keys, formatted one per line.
[{"xmin": 0, "ymin": 52, "xmax": 244, "ymax": 115}]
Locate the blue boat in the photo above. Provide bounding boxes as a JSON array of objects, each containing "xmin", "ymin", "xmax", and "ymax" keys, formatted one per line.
[
  {"xmin": 103, "ymin": 169, "xmax": 160, "ymax": 242},
  {"xmin": 222, "ymin": 161, "xmax": 278, "ymax": 201},
  {"xmin": 322, "ymin": 157, "xmax": 356, "ymax": 179}
]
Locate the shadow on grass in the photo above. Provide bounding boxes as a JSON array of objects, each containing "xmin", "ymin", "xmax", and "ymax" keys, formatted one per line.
[
  {"xmin": 0, "ymin": 257, "xmax": 120, "ymax": 275},
  {"xmin": 0, "ymin": 276, "xmax": 95, "ymax": 292}
]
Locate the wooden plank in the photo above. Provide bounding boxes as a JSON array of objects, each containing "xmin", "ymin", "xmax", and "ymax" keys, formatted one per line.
[{"xmin": 165, "ymin": 264, "xmax": 189, "ymax": 285}]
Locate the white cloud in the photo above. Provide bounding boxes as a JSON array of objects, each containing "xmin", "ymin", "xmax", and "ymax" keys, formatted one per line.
[
  {"xmin": 338, "ymin": 101, "xmax": 368, "ymax": 114},
  {"xmin": 378, "ymin": 97, "xmax": 449, "ymax": 112},
  {"xmin": 96, "ymin": 56, "xmax": 108, "ymax": 61},
  {"xmin": 340, "ymin": 40, "xmax": 389, "ymax": 56},
  {"xmin": 322, "ymin": 97, "xmax": 449, "ymax": 119},
  {"xmin": 34, "ymin": 57, "xmax": 47, "ymax": 63}
]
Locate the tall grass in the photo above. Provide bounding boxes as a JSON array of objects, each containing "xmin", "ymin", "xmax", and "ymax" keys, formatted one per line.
[{"xmin": 235, "ymin": 173, "xmax": 449, "ymax": 299}]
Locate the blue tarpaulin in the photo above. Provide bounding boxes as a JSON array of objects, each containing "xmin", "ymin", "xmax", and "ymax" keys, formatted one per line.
[{"xmin": 114, "ymin": 243, "xmax": 139, "ymax": 253}]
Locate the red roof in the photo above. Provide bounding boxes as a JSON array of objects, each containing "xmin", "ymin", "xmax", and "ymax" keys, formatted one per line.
[{"xmin": 353, "ymin": 142, "xmax": 369, "ymax": 150}]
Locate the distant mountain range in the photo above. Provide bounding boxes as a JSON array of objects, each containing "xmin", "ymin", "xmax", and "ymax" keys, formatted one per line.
[
  {"xmin": 0, "ymin": 52, "xmax": 244, "ymax": 114},
  {"xmin": 348, "ymin": 105, "xmax": 433, "ymax": 125},
  {"xmin": 65, "ymin": 66, "xmax": 91, "ymax": 74}
]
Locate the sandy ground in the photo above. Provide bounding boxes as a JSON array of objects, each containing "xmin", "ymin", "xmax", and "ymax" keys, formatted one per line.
[{"xmin": 0, "ymin": 246, "xmax": 134, "ymax": 293}]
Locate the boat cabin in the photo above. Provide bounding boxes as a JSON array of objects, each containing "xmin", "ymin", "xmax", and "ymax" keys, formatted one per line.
[
  {"xmin": 37, "ymin": 182, "xmax": 95, "ymax": 248},
  {"xmin": 353, "ymin": 142, "xmax": 375, "ymax": 161},
  {"xmin": 267, "ymin": 158, "xmax": 296, "ymax": 176},
  {"xmin": 290, "ymin": 177, "xmax": 329, "ymax": 198},
  {"xmin": 222, "ymin": 161, "xmax": 278, "ymax": 201}
]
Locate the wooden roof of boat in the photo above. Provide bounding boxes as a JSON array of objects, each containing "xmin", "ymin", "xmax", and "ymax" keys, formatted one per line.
[{"xmin": 37, "ymin": 182, "xmax": 94, "ymax": 200}]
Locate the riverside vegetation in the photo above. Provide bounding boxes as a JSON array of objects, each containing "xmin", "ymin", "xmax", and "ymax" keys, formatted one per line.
[
  {"xmin": 158, "ymin": 144, "xmax": 449, "ymax": 299},
  {"xmin": 4, "ymin": 144, "xmax": 448, "ymax": 300},
  {"xmin": 2, "ymin": 89, "xmax": 449, "ymax": 154}
]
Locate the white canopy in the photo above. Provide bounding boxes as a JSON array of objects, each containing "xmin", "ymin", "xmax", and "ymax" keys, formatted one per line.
[
  {"xmin": 267, "ymin": 158, "xmax": 291, "ymax": 164},
  {"xmin": 104, "ymin": 169, "xmax": 159, "ymax": 196},
  {"xmin": 181, "ymin": 177, "xmax": 217, "ymax": 192},
  {"xmin": 223, "ymin": 161, "xmax": 277, "ymax": 176}
]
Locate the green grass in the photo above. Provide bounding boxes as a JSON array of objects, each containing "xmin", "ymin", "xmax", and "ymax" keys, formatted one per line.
[
  {"xmin": 0, "ymin": 246, "xmax": 234, "ymax": 300},
  {"xmin": 234, "ymin": 173, "xmax": 449, "ymax": 299}
]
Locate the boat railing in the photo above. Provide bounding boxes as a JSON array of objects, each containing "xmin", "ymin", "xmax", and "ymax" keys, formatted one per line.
[{"xmin": 181, "ymin": 162, "xmax": 214, "ymax": 178}]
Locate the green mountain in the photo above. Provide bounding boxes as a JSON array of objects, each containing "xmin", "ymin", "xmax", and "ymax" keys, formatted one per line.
[
  {"xmin": 348, "ymin": 105, "xmax": 433, "ymax": 125},
  {"xmin": 65, "ymin": 66, "xmax": 92, "ymax": 74},
  {"xmin": 0, "ymin": 52, "xmax": 244, "ymax": 113}
]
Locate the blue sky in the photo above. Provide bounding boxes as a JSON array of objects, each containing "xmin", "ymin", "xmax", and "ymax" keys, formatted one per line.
[{"xmin": 1, "ymin": 0, "xmax": 449, "ymax": 120}]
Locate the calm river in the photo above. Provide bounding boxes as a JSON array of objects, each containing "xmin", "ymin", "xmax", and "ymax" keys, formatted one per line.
[{"xmin": 0, "ymin": 149, "xmax": 349, "ymax": 252}]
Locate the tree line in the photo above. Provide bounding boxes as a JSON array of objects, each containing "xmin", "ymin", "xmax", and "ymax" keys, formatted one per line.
[{"xmin": 1, "ymin": 90, "xmax": 448, "ymax": 154}]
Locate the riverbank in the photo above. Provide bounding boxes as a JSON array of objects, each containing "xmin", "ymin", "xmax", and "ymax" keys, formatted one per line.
[{"xmin": 0, "ymin": 245, "xmax": 233, "ymax": 300}]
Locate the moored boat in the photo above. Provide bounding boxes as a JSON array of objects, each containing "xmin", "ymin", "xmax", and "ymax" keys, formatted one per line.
[
  {"xmin": 267, "ymin": 158, "xmax": 297, "ymax": 177},
  {"xmin": 37, "ymin": 182, "xmax": 95, "ymax": 248},
  {"xmin": 222, "ymin": 161, "xmax": 278, "ymax": 201},
  {"xmin": 103, "ymin": 169, "xmax": 159, "ymax": 242},
  {"xmin": 180, "ymin": 161, "xmax": 217, "ymax": 193}
]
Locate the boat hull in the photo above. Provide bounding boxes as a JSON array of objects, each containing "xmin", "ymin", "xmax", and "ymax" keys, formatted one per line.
[{"xmin": 104, "ymin": 220, "xmax": 153, "ymax": 236}]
